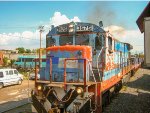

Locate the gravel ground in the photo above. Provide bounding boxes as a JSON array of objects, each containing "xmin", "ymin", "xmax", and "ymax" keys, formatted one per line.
[
  {"xmin": 103, "ymin": 68, "xmax": 150, "ymax": 113},
  {"xmin": 3, "ymin": 103, "xmax": 33, "ymax": 113}
]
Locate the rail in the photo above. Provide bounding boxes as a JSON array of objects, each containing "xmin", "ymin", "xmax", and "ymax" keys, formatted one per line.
[{"xmin": 34, "ymin": 57, "xmax": 53, "ymax": 84}]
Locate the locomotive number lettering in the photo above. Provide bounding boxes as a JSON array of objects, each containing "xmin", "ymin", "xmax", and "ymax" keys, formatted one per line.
[
  {"xmin": 57, "ymin": 26, "xmax": 68, "ymax": 33},
  {"xmin": 77, "ymin": 25, "xmax": 93, "ymax": 31}
]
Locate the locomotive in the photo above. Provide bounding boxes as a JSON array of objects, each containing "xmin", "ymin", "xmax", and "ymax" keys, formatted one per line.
[{"xmin": 31, "ymin": 22, "xmax": 142, "ymax": 113}]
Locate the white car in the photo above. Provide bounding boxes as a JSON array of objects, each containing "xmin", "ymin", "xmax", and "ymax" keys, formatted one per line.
[
  {"xmin": 29, "ymin": 72, "xmax": 40, "ymax": 80},
  {"xmin": 0, "ymin": 69, "xmax": 23, "ymax": 88}
]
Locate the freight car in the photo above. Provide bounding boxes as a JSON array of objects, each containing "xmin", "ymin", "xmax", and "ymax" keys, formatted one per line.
[{"xmin": 31, "ymin": 22, "xmax": 142, "ymax": 113}]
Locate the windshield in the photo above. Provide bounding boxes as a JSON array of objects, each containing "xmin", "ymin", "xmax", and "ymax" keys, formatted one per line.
[
  {"xmin": 59, "ymin": 34, "xmax": 89, "ymax": 46},
  {"xmin": 59, "ymin": 36, "xmax": 73, "ymax": 45},
  {"xmin": 75, "ymin": 34, "xmax": 89, "ymax": 45}
]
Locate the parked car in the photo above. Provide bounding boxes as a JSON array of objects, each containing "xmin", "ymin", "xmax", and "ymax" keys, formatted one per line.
[
  {"xmin": 29, "ymin": 72, "xmax": 40, "ymax": 80},
  {"xmin": 0, "ymin": 69, "xmax": 23, "ymax": 88}
]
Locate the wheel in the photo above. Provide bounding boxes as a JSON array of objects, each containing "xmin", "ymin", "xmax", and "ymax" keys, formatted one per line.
[
  {"xmin": 18, "ymin": 79, "xmax": 22, "ymax": 85},
  {"xmin": 0, "ymin": 83, "xmax": 3, "ymax": 88}
]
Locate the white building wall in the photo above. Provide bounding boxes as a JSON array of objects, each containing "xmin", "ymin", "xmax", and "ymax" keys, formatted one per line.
[{"xmin": 144, "ymin": 17, "xmax": 150, "ymax": 67}]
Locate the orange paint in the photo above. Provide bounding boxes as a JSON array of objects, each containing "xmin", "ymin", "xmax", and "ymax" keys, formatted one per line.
[
  {"xmin": 101, "ymin": 74, "xmax": 121, "ymax": 92},
  {"xmin": 46, "ymin": 45, "xmax": 92, "ymax": 61}
]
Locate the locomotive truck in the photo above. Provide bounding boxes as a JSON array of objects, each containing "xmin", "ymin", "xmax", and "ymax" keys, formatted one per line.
[{"xmin": 31, "ymin": 22, "xmax": 142, "ymax": 113}]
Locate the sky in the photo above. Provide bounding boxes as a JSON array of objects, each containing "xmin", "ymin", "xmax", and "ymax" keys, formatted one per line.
[{"xmin": 0, "ymin": 1, "xmax": 149, "ymax": 53}]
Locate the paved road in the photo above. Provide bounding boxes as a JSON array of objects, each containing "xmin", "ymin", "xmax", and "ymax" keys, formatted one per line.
[{"xmin": 0, "ymin": 80, "xmax": 35, "ymax": 113}]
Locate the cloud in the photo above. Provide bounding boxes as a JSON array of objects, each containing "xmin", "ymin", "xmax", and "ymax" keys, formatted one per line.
[
  {"xmin": 105, "ymin": 25, "xmax": 144, "ymax": 53},
  {"xmin": 22, "ymin": 31, "xmax": 34, "ymax": 38},
  {"xmin": 70, "ymin": 16, "xmax": 81, "ymax": 22},
  {"xmin": 0, "ymin": 31, "xmax": 40, "ymax": 49},
  {"xmin": 0, "ymin": 12, "xmax": 81, "ymax": 50},
  {"xmin": 49, "ymin": 12, "xmax": 81, "ymax": 27}
]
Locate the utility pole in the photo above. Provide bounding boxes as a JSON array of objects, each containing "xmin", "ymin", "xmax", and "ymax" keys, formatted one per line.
[{"xmin": 38, "ymin": 26, "xmax": 44, "ymax": 68}]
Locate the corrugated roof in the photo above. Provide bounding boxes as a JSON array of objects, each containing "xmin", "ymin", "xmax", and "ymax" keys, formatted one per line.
[{"xmin": 136, "ymin": 2, "xmax": 150, "ymax": 33}]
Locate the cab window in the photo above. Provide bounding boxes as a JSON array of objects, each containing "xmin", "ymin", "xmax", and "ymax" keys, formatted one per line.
[
  {"xmin": 59, "ymin": 36, "xmax": 73, "ymax": 45},
  {"xmin": 108, "ymin": 36, "xmax": 112, "ymax": 50},
  {"xmin": 0, "ymin": 72, "xmax": 3, "ymax": 78},
  {"xmin": 75, "ymin": 34, "xmax": 89, "ymax": 45},
  {"xmin": 46, "ymin": 36, "xmax": 56, "ymax": 47},
  {"xmin": 95, "ymin": 33, "xmax": 104, "ymax": 50}
]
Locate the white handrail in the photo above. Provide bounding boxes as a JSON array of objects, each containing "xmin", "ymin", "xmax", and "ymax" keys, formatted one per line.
[
  {"xmin": 87, "ymin": 60, "xmax": 96, "ymax": 82},
  {"xmin": 96, "ymin": 47, "xmax": 106, "ymax": 81}
]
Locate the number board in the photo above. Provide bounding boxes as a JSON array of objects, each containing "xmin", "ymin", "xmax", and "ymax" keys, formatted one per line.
[
  {"xmin": 76, "ymin": 25, "xmax": 93, "ymax": 32},
  {"xmin": 57, "ymin": 25, "xmax": 68, "ymax": 33},
  {"xmin": 57, "ymin": 24, "xmax": 93, "ymax": 33}
]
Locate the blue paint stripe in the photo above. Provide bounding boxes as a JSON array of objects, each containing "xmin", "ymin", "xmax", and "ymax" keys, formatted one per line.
[{"xmin": 103, "ymin": 68, "xmax": 121, "ymax": 81}]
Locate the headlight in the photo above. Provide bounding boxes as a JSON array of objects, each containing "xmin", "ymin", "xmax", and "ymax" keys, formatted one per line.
[
  {"xmin": 69, "ymin": 24, "xmax": 74, "ymax": 28},
  {"xmin": 69, "ymin": 28, "xmax": 74, "ymax": 32},
  {"xmin": 76, "ymin": 87, "xmax": 83, "ymax": 94},
  {"xmin": 37, "ymin": 85, "xmax": 42, "ymax": 91}
]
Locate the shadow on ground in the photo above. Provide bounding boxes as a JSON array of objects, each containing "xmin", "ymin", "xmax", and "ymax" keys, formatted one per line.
[
  {"xmin": 0, "ymin": 98, "xmax": 35, "ymax": 113},
  {"xmin": 127, "ymin": 74, "xmax": 150, "ymax": 92}
]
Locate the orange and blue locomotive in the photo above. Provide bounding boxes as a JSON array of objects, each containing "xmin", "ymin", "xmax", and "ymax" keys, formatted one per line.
[{"xmin": 31, "ymin": 22, "xmax": 142, "ymax": 113}]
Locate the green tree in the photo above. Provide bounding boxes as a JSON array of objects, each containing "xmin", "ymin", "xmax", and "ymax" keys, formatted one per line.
[
  {"xmin": 10, "ymin": 59, "xmax": 16, "ymax": 68},
  {"xmin": 36, "ymin": 49, "xmax": 46, "ymax": 55},
  {"xmin": 3, "ymin": 57, "xmax": 9, "ymax": 66},
  {"xmin": 16, "ymin": 47, "xmax": 25, "ymax": 53},
  {"xmin": 26, "ymin": 49, "xmax": 31, "ymax": 53},
  {"xmin": 32, "ymin": 49, "xmax": 36, "ymax": 53}
]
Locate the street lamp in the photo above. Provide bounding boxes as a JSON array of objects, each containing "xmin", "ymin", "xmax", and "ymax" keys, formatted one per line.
[{"xmin": 38, "ymin": 26, "xmax": 44, "ymax": 68}]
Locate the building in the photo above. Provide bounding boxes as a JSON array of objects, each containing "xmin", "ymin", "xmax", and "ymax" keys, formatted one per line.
[
  {"xmin": 0, "ymin": 51, "xmax": 3, "ymax": 66},
  {"xmin": 136, "ymin": 2, "xmax": 150, "ymax": 67}
]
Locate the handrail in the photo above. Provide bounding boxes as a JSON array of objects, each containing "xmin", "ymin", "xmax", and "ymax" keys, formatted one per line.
[
  {"xmin": 87, "ymin": 60, "xmax": 96, "ymax": 82},
  {"xmin": 96, "ymin": 47, "xmax": 106, "ymax": 81},
  {"xmin": 50, "ymin": 58, "xmax": 52, "ymax": 83},
  {"xmin": 34, "ymin": 57, "xmax": 53, "ymax": 84}
]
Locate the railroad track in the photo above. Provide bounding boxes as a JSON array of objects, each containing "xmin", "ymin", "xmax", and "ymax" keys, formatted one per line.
[{"xmin": 103, "ymin": 93, "xmax": 120, "ymax": 113}]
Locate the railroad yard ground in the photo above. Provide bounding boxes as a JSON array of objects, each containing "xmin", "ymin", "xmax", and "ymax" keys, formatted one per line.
[
  {"xmin": 103, "ymin": 68, "xmax": 150, "ymax": 113},
  {"xmin": 0, "ymin": 68, "xmax": 150, "ymax": 113},
  {"xmin": 0, "ymin": 80, "xmax": 35, "ymax": 113}
]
